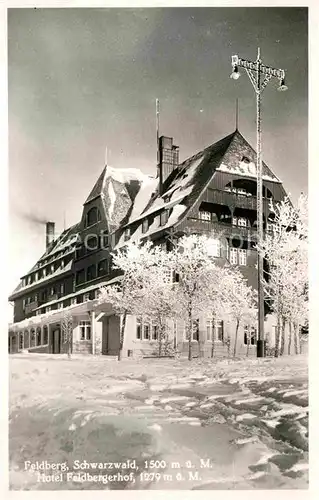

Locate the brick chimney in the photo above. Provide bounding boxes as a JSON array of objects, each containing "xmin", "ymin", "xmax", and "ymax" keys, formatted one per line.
[
  {"xmin": 46, "ymin": 222, "xmax": 55, "ymax": 249},
  {"xmin": 157, "ymin": 135, "xmax": 179, "ymax": 195}
]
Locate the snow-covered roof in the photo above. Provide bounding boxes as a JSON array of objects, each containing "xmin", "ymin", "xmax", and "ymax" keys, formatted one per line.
[
  {"xmin": 216, "ymin": 162, "xmax": 282, "ymax": 183},
  {"xmin": 116, "ymin": 129, "xmax": 284, "ymax": 246},
  {"xmin": 85, "ymin": 164, "xmax": 158, "ymax": 232}
]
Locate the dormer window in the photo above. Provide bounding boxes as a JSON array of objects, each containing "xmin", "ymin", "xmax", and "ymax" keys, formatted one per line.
[
  {"xmin": 199, "ymin": 211, "xmax": 211, "ymax": 222},
  {"xmin": 142, "ymin": 219, "xmax": 149, "ymax": 234},
  {"xmin": 124, "ymin": 228, "xmax": 130, "ymax": 241},
  {"xmin": 85, "ymin": 207, "xmax": 101, "ymax": 228},
  {"xmin": 241, "ymin": 156, "xmax": 251, "ymax": 164}
]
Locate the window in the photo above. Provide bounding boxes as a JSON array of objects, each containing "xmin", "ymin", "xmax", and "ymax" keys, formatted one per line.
[
  {"xmin": 24, "ymin": 330, "xmax": 30, "ymax": 349},
  {"xmin": 207, "ymin": 239, "xmax": 220, "ymax": 258},
  {"xmin": 215, "ymin": 320, "xmax": 224, "ymax": 342},
  {"xmin": 43, "ymin": 326, "xmax": 48, "ymax": 345},
  {"xmin": 124, "ymin": 228, "xmax": 130, "ymax": 241},
  {"xmin": 19, "ymin": 332, "xmax": 24, "ymax": 350},
  {"xmin": 206, "ymin": 319, "xmax": 224, "ymax": 341},
  {"xmin": 151, "ymin": 325, "xmax": 158, "ymax": 341},
  {"xmin": 143, "ymin": 322, "xmax": 150, "ymax": 340},
  {"xmin": 160, "ymin": 210, "xmax": 169, "ymax": 226},
  {"xmin": 192, "ymin": 319, "xmax": 199, "ymax": 341},
  {"xmin": 85, "ymin": 235, "xmax": 99, "ymax": 252},
  {"xmin": 101, "ymin": 230, "xmax": 109, "ymax": 249},
  {"xmin": 199, "ymin": 211, "xmax": 211, "ymax": 221},
  {"xmin": 98, "ymin": 259, "xmax": 109, "ymax": 277},
  {"xmin": 30, "ymin": 328, "xmax": 36, "ymax": 347},
  {"xmin": 142, "ymin": 219, "xmax": 149, "ymax": 233},
  {"xmin": 86, "ymin": 207, "xmax": 101, "ymax": 227},
  {"xmin": 76, "ymin": 269, "xmax": 85, "ymax": 285},
  {"xmin": 87, "ymin": 264, "xmax": 97, "ymax": 282},
  {"xmin": 238, "ymin": 248, "xmax": 247, "ymax": 266},
  {"xmin": 163, "ymin": 269, "xmax": 173, "ymax": 283},
  {"xmin": 136, "ymin": 317, "xmax": 158, "ymax": 341},
  {"xmin": 136, "ymin": 318, "xmax": 142, "ymax": 340},
  {"xmin": 238, "ymin": 217, "xmax": 247, "ymax": 227},
  {"xmin": 244, "ymin": 326, "xmax": 256, "ymax": 345},
  {"xmin": 230, "ymin": 248, "xmax": 238, "ymax": 265},
  {"xmin": 230, "ymin": 248, "xmax": 247, "ymax": 266},
  {"xmin": 206, "ymin": 320, "xmax": 214, "ymax": 341},
  {"xmin": 241, "ymin": 156, "xmax": 251, "ymax": 164},
  {"xmin": 79, "ymin": 321, "xmax": 91, "ymax": 340},
  {"xmin": 36, "ymin": 327, "xmax": 42, "ymax": 346}
]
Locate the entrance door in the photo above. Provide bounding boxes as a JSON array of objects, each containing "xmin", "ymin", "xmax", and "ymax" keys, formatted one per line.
[
  {"xmin": 102, "ymin": 316, "xmax": 120, "ymax": 355},
  {"xmin": 53, "ymin": 329, "xmax": 61, "ymax": 354}
]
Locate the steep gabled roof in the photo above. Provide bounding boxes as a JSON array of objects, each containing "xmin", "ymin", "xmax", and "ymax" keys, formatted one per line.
[
  {"xmin": 115, "ymin": 129, "xmax": 283, "ymax": 248},
  {"xmin": 84, "ymin": 164, "xmax": 157, "ymax": 232}
]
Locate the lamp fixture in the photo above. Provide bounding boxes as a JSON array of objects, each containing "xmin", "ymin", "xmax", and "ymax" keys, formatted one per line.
[
  {"xmin": 230, "ymin": 65, "xmax": 241, "ymax": 80},
  {"xmin": 277, "ymin": 77, "xmax": 288, "ymax": 92}
]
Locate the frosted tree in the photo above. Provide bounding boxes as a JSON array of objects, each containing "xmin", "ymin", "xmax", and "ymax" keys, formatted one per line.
[
  {"xmin": 61, "ymin": 310, "xmax": 73, "ymax": 358},
  {"xmin": 258, "ymin": 194, "xmax": 308, "ymax": 356},
  {"xmin": 137, "ymin": 260, "xmax": 179, "ymax": 357},
  {"xmin": 98, "ymin": 241, "xmax": 176, "ymax": 360},
  {"xmin": 221, "ymin": 267, "xmax": 257, "ymax": 358},
  {"xmin": 169, "ymin": 234, "xmax": 229, "ymax": 361}
]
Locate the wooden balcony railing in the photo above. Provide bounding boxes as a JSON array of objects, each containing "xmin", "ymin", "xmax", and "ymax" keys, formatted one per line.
[
  {"xmin": 205, "ymin": 188, "xmax": 272, "ymax": 212},
  {"xmin": 177, "ymin": 218, "xmax": 258, "ymax": 242}
]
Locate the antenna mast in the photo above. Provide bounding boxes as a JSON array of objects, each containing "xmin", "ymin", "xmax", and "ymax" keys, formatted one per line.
[
  {"xmin": 235, "ymin": 98, "xmax": 239, "ymax": 130},
  {"xmin": 156, "ymin": 98, "xmax": 160, "ymax": 167}
]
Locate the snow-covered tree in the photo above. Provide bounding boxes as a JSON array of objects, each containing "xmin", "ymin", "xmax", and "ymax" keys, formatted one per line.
[
  {"xmin": 98, "ymin": 241, "xmax": 158, "ymax": 360},
  {"xmin": 168, "ymin": 235, "xmax": 232, "ymax": 361},
  {"xmin": 61, "ymin": 310, "xmax": 73, "ymax": 358},
  {"xmin": 258, "ymin": 194, "xmax": 308, "ymax": 356},
  {"xmin": 221, "ymin": 267, "xmax": 257, "ymax": 357}
]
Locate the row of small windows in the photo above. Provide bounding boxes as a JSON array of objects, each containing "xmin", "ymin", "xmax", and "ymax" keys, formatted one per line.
[
  {"xmin": 23, "ymin": 283, "xmax": 65, "ymax": 309},
  {"xmin": 75, "ymin": 259, "xmax": 110, "ymax": 286},
  {"xmin": 23, "ymin": 259, "xmax": 66, "ymax": 287},
  {"xmin": 199, "ymin": 211, "xmax": 249, "ymax": 228},
  {"xmin": 35, "ymin": 290, "xmax": 99, "ymax": 315},
  {"xmin": 135, "ymin": 319, "xmax": 256, "ymax": 345}
]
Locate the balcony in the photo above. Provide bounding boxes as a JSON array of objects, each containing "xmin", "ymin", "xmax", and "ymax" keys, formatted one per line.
[
  {"xmin": 206, "ymin": 188, "xmax": 272, "ymax": 212},
  {"xmin": 177, "ymin": 218, "xmax": 258, "ymax": 243},
  {"xmin": 24, "ymin": 301, "xmax": 39, "ymax": 315}
]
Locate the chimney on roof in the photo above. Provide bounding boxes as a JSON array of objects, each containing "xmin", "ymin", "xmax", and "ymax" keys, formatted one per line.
[
  {"xmin": 46, "ymin": 222, "xmax": 55, "ymax": 249},
  {"xmin": 157, "ymin": 135, "xmax": 179, "ymax": 195}
]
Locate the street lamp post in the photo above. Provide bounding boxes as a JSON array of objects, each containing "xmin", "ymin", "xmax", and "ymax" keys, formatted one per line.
[{"xmin": 230, "ymin": 48, "xmax": 288, "ymax": 358}]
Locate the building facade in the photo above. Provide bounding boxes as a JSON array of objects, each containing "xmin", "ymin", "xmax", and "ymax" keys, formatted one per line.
[{"xmin": 8, "ymin": 128, "xmax": 290, "ymax": 357}]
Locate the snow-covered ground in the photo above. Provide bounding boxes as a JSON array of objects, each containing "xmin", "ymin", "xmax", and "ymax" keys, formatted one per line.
[{"xmin": 9, "ymin": 354, "xmax": 308, "ymax": 490}]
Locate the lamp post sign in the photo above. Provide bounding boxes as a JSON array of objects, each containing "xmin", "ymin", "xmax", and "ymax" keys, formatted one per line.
[{"xmin": 230, "ymin": 48, "xmax": 287, "ymax": 358}]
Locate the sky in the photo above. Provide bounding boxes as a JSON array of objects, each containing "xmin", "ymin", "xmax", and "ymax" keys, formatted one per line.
[{"xmin": 8, "ymin": 7, "xmax": 308, "ymax": 316}]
